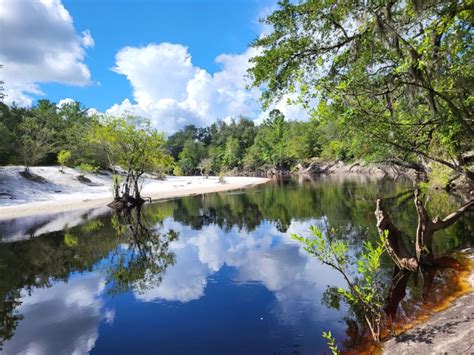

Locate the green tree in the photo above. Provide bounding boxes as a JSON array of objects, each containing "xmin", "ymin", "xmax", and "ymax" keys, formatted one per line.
[
  {"xmin": 246, "ymin": 109, "xmax": 291, "ymax": 169},
  {"xmin": 0, "ymin": 100, "xmax": 106, "ymax": 169},
  {"xmin": 57, "ymin": 150, "xmax": 71, "ymax": 172},
  {"xmin": 178, "ymin": 140, "xmax": 207, "ymax": 175},
  {"xmin": 287, "ymin": 120, "xmax": 321, "ymax": 161},
  {"xmin": 16, "ymin": 116, "xmax": 54, "ymax": 172},
  {"xmin": 56, "ymin": 101, "xmax": 105, "ymax": 168},
  {"xmin": 249, "ymin": 0, "xmax": 474, "ymax": 179},
  {"xmin": 89, "ymin": 115, "xmax": 172, "ymax": 207},
  {"xmin": 167, "ymin": 125, "xmax": 198, "ymax": 160},
  {"xmin": 0, "ymin": 121, "xmax": 13, "ymax": 165},
  {"xmin": 223, "ymin": 137, "xmax": 242, "ymax": 169}
]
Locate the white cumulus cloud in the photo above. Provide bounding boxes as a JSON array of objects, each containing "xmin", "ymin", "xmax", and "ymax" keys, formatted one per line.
[
  {"xmin": 1, "ymin": 273, "xmax": 110, "ymax": 355},
  {"xmin": 107, "ymin": 43, "xmax": 307, "ymax": 133},
  {"xmin": 113, "ymin": 43, "xmax": 196, "ymax": 105},
  {"xmin": 0, "ymin": 0, "xmax": 94, "ymax": 106}
]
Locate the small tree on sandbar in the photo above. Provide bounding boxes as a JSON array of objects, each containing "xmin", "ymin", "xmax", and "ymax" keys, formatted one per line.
[
  {"xmin": 17, "ymin": 116, "xmax": 53, "ymax": 173},
  {"xmin": 89, "ymin": 115, "xmax": 172, "ymax": 209}
]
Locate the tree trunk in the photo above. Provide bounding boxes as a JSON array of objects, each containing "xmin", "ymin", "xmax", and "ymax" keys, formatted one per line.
[
  {"xmin": 375, "ymin": 191, "xmax": 473, "ymax": 271},
  {"xmin": 108, "ymin": 170, "xmax": 146, "ymax": 210},
  {"xmin": 375, "ymin": 199, "xmax": 418, "ymax": 271},
  {"xmin": 413, "ymin": 189, "xmax": 473, "ymax": 263}
]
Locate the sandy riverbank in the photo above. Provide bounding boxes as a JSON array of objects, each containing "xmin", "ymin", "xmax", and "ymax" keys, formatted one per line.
[{"xmin": 0, "ymin": 166, "xmax": 269, "ymax": 221}]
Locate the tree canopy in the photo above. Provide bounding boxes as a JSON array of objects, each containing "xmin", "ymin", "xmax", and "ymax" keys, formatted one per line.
[
  {"xmin": 88, "ymin": 115, "xmax": 172, "ymax": 205},
  {"xmin": 249, "ymin": 0, "xmax": 474, "ymax": 179}
]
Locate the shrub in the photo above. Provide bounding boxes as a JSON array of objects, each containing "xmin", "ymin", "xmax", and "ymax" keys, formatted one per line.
[
  {"xmin": 173, "ymin": 165, "xmax": 183, "ymax": 176},
  {"xmin": 321, "ymin": 140, "xmax": 346, "ymax": 161},
  {"xmin": 292, "ymin": 227, "xmax": 387, "ymax": 342},
  {"xmin": 76, "ymin": 163, "xmax": 99, "ymax": 173},
  {"xmin": 57, "ymin": 150, "xmax": 71, "ymax": 172}
]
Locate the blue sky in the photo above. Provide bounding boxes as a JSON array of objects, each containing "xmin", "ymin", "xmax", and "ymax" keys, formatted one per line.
[
  {"xmin": 1, "ymin": 0, "xmax": 306, "ymax": 132},
  {"xmin": 44, "ymin": 0, "xmax": 271, "ymax": 111}
]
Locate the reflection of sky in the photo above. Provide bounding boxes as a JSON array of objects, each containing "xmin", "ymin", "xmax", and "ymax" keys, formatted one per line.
[
  {"xmin": 3, "ymin": 217, "xmax": 348, "ymax": 354},
  {"xmin": 2, "ymin": 273, "xmax": 113, "ymax": 355},
  {"xmin": 128, "ymin": 217, "xmax": 348, "ymax": 353},
  {"xmin": 0, "ymin": 207, "xmax": 110, "ymax": 243},
  {"xmin": 136, "ymin": 217, "xmax": 345, "ymax": 306}
]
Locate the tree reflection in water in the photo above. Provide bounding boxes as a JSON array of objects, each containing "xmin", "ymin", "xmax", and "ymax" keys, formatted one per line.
[
  {"xmin": 384, "ymin": 255, "xmax": 468, "ymax": 321},
  {"xmin": 0, "ymin": 290, "xmax": 22, "ymax": 350},
  {"xmin": 105, "ymin": 206, "xmax": 178, "ymax": 295},
  {"xmin": 0, "ymin": 206, "xmax": 177, "ymax": 349}
]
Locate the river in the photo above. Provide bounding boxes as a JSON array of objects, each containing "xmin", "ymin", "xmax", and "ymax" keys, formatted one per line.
[{"xmin": 0, "ymin": 176, "xmax": 472, "ymax": 354}]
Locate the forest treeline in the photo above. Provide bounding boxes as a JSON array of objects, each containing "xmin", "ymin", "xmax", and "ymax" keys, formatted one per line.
[
  {"xmin": 0, "ymin": 100, "xmax": 351, "ymax": 176},
  {"xmin": 0, "ymin": 95, "xmax": 471, "ymax": 185}
]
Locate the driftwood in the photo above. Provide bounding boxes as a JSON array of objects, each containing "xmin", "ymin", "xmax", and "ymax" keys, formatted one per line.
[{"xmin": 375, "ymin": 190, "xmax": 473, "ymax": 271}]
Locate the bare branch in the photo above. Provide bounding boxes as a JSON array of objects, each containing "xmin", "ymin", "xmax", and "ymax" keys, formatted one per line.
[{"xmin": 432, "ymin": 199, "xmax": 474, "ymax": 231}]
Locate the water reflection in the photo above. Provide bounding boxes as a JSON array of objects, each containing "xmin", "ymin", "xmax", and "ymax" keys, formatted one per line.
[
  {"xmin": 134, "ymin": 219, "xmax": 341, "ymax": 306},
  {"xmin": 0, "ymin": 177, "xmax": 471, "ymax": 354},
  {"xmin": 2, "ymin": 274, "xmax": 109, "ymax": 354},
  {"xmin": 0, "ymin": 207, "xmax": 110, "ymax": 243},
  {"xmin": 105, "ymin": 206, "xmax": 177, "ymax": 296},
  {"xmin": 384, "ymin": 256, "xmax": 468, "ymax": 322}
]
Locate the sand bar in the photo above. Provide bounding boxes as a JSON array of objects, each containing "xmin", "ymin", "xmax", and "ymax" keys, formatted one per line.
[{"xmin": 0, "ymin": 166, "xmax": 269, "ymax": 221}]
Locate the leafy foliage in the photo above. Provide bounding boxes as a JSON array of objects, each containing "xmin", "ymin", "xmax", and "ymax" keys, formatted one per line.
[
  {"xmin": 57, "ymin": 150, "xmax": 71, "ymax": 171},
  {"xmin": 16, "ymin": 116, "xmax": 54, "ymax": 171},
  {"xmin": 0, "ymin": 100, "xmax": 104, "ymax": 168},
  {"xmin": 76, "ymin": 163, "xmax": 99, "ymax": 173},
  {"xmin": 322, "ymin": 330, "xmax": 340, "ymax": 355},
  {"xmin": 89, "ymin": 115, "xmax": 171, "ymax": 175},
  {"xmin": 88, "ymin": 115, "xmax": 172, "ymax": 201},
  {"xmin": 292, "ymin": 227, "xmax": 388, "ymax": 341},
  {"xmin": 167, "ymin": 112, "xmax": 321, "ymax": 175},
  {"xmin": 249, "ymin": 0, "xmax": 474, "ymax": 179}
]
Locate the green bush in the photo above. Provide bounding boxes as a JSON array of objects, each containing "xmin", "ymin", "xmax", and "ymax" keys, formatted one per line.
[
  {"xmin": 173, "ymin": 165, "xmax": 183, "ymax": 176},
  {"xmin": 57, "ymin": 150, "xmax": 71, "ymax": 171},
  {"xmin": 76, "ymin": 163, "xmax": 99, "ymax": 173},
  {"xmin": 321, "ymin": 141, "xmax": 346, "ymax": 161},
  {"xmin": 292, "ymin": 227, "xmax": 387, "ymax": 342}
]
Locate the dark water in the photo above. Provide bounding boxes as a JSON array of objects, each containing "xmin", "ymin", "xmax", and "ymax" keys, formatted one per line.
[{"xmin": 0, "ymin": 177, "xmax": 472, "ymax": 354}]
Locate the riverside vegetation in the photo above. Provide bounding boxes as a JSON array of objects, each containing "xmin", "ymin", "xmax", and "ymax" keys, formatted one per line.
[{"xmin": 259, "ymin": 0, "xmax": 473, "ymax": 350}]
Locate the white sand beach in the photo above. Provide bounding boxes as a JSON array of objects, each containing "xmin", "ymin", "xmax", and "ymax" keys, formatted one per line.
[{"xmin": 0, "ymin": 166, "xmax": 269, "ymax": 221}]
